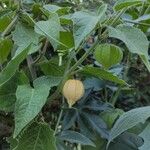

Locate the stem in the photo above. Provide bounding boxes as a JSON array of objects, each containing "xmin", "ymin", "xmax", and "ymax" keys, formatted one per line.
[
  {"xmin": 58, "ymin": 53, "xmax": 63, "ymax": 66},
  {"xmin": 33, "ymin": 39, "xmax": 49, "ymax": 64},
  {"xmin": 1, "ymin": 15, "xmax": 18, "ymax": 38},
  {"xmin": 123, "ymin": 52, "xmax": 131, "ymax": 81},
  {"xmin": 139, "ymin": 1, "xmax": 145, "ymax": 17},
  {"xmin": 54, "ymin": 97, "xmax": 65, "ymax": 135},
  {"xmin": 123, "ymin": 19, "xmax": 150, "ymax": 27},
  {"xmin": 145, "ymin": 5, "xmax": 150, "ymax": 14},
  {"xmin": 110, "ymin": 52, "xmax": 131, "ymax": 106},
  {"xmin": 110, "ymin": 86, "xmax": 122, "ymax": 106},
  {"xmin": 136, "ymin": 1, "xmax": 146, "ymax": 28},
  {"xmin": 48, "ymin": 51, "xmax": 73, "ymax": 102},
  {"xmin": 19, "ymin": 0, "xmax": 23, "ymax": 9},
  {"xmin": 68, "ymin": 40, "xmax": 99, "ymax": 74},
  {"xmin": 104, "ymin": 87, "xmax": 108, "ymax": 102},
  {"xmin": 77, "ymin": 144, "xmax": 82, "ymax": 150},
  {"xmin": 110, "ymin": 8, "xmax": 127, "ymax": 26},
  {"xmin": 27, "ymin": 55, "xmax": 37, "ymax": 81},
  {"xmin": 100, "ymin": 8, "xmax": 127, "ymax": 42}
]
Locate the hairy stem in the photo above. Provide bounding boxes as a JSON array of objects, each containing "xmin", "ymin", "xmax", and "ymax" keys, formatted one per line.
[
  {"xmin": 54, "ymin": 97, "xmax": 65, "ymax": 135},
  {"xmin": 53, "ymin": 52, "xmax": 74, "ymax": 135},
  {"xmin": 33, "ymin": 39, "xmax": 49, "ymax": 64},
  {"xmin": 68, "ymin": 40, "xmax": 99, "ymax": 74},
  {"xmin": 27, "ymin": 55, "xmax": 37, "ymax": 81}
]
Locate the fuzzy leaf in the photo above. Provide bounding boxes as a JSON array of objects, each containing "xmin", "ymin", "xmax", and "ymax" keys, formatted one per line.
[
  {"xmin": 14, "ymin": 76, "xmax": 61, "ymax": 137},
  {"xmin": 0, "ymin": 46, "xmax": 30, "ymax": 87},
  {"xmin": 109, "ymin": 25, "xmax": 150, "ymax": 72},
  {"xmin": 0, "ymin": 72, "xmax": 29, "ymax": 112},
  {"xmin": 72, "ymin": 4, "xmax": 107, "ymax": 50},
  {"xmin": 34, "ymin": 13, "xmax": 63, "ymax": 50},
  {"xmin": 13, "ymin": 122, "xmax": 56, "ymax": 150},
  {"xmin": 58, "ymin": 130, "xmax": 95, "ymax": 147},
  {"xmin": 12, "ymin": 23, "xmax": 39, "ymax": 57},
  {"xmin": 139, "ymin": 123, "xmax": 150, "ymax": 150},
  {"xmin": 108, "ymin": 106, "xmax": 150, "ymax": 147}
]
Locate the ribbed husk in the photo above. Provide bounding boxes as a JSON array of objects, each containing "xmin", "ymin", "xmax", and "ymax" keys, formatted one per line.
[{"xmin": 63, "ymin": 79, "xmax": 84, "ymax": 107}]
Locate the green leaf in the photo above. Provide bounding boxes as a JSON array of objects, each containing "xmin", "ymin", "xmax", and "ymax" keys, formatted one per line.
[
  {"xmin": 80, "ymin": 66, "xmax": 127, "ymax": 85},
  {"xmin": 12, "ymin": 22, "xmax": 39, "ymax": 57},
  {"xmin": 107, "ymin": 106, "xmax": 150, "ymax": 148},
  {"xmin": 39, "ymin": 57, "xmax": 66, "ymax": 76},
  {"xmin": 109, "ymin": 25, "xmax": 149, "ymax": 56},
  {"xmin": 0, "ymin": 46, "xmax": 30, "ymax": 87},
  {"xmin": 81, "ymin": 112, "xmax": 107, "ymax": 138},
  {"xmin": 139, "ymin": 123, "xmax": 150, "ymax": 150},
  {"xmin": 0, "ymin": 39, "xmax": 13, "ymax": 64},
  {"xmin": 60, "ymin": 16, "xmax": 73, "ymax": 25},
  {"xmin": 43, "ymin": 4, "xmax": 61, "ymax": 12},
  {"xmin": 0, "ymin": 72, "xmax": 29, "ymax": 112},
  {"xmin": 114, "ymin": 0, "xmax": 143, "ymax": 11},
  {"xmin": 16, "ymin": 43, "xmax": 42, "ymax": 56},
  {"xmin": 108, "ymin": 132, "xmax": 143, "ymax": 150},
  {"xmin": 12, "ymin": 22, "xmax": 39, "ymax": 48},
  {"xmin": 72, "ymin": 4, "xmax": 107, "ymax": 50},
  {"xmin": 13, "ymin": 122, "xmax": 57, "ymax": 150},
  {"xmin": 58, "ymin": 130, "xmax": 95, "ymax": 147},
  {"xmin": 34, "ymin": 13, "xmax": 63, "ymax": 50},
  {"xmin": 108, "ymin": 25, "xmax": 150, "ymax": 71},
  {"xmin": 101, "ymin": 109, "xmax": 124, "ymax": 129},
  {"xmin": 0, "ymin": 15, "xmax": 11, "ymax": 32},
  {"xmin": 43, "ymin": 4, "xmax": 70, "ymax": 15},
  {"xmin": 14, "ymin": 76, "xmax": 61, "ymax": 138},
  {"xmin": 84, "ymin": 77, "xmax": 105, "ymax": 91},
  {"xmin": 82, "ymin": 134, "xmax": 106, "ymax": 150},
  {"xmin": 94, "ymin": 44, "xmax": 123, "ymax": 69},
  {"xmin": 58, "ymin": 31, "xmax": 74, "ymax": 50}
]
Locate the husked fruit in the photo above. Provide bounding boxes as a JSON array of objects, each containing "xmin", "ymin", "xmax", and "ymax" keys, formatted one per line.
[{"xmin": 63, "ymin": 79, "xmax": 85, "ymax": 107}]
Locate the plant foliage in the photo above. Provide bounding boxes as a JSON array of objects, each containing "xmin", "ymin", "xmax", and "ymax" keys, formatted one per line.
[{"xmin": 0, "ymin": 0, "xmax": 150, "ymax": 150}]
